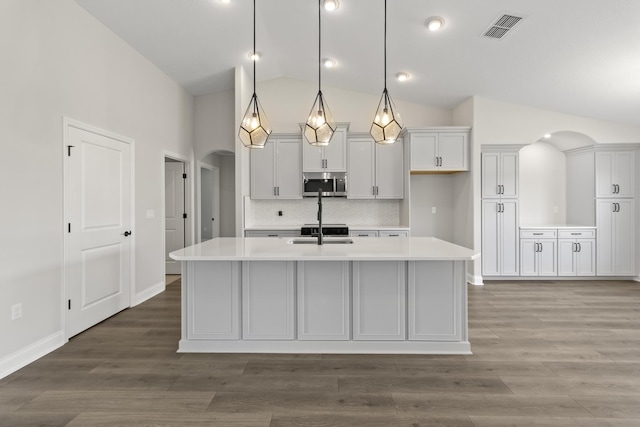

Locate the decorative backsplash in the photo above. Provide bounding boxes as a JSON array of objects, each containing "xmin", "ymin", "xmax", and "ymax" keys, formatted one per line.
[{"xmin": 245, "ymin": 197, "xmax": 400, "ymax": 227}]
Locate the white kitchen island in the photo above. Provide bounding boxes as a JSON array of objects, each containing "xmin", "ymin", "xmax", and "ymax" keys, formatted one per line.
[{"xmin": 169, "ymin": 237, "xmax": 479, "ymax": 354}]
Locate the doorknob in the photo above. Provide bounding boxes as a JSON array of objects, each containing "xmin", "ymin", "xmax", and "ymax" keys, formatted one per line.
[{"xmin": 123, "ymin": 231, "xmax": 132, "ymax": 237}]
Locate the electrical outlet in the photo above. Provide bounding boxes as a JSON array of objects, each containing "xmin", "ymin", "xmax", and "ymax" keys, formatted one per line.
[
  {"xmin": 432, "ymin": 207, "xmax": 437, "ymax": 214},
  {"xmin": 11, "ymin": 303, "xmax": 22, "ymax": 320},
  {"xmin": 278, "ymin": 210, "xmax": 283, "ymax": 216}
]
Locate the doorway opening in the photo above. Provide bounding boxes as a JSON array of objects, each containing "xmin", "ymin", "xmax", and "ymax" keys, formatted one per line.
[{"xmin": 164, "ymin": 155, "xmax": 191, "ymax": 276}]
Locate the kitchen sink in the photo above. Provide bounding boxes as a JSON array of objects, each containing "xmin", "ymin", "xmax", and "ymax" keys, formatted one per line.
[{"xmin": 288, "ymin": 238, "xmax": 354, "ymax": 245}]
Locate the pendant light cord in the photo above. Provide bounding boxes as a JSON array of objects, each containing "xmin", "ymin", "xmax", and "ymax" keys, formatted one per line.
[
  {"xmin": 318, "ymin": 0, "xmax": 322, "ymax": 93},
  {"xmin": 253, "ymin": 0, "xmax": 257, "ymax": 98},
  {"xmin": 383, "ymin": 0, "xmax": 387, "ymax": 91}
]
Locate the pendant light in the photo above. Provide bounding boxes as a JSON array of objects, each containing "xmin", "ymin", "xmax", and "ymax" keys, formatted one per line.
[
  {"xmin": 370, "ymin": 0, "xmax": 403, "ymax": 144},
  {"xmin": 304, "ymin": 0, "xmax": 336, "ymax": 147},
  {"xmin": 238, "ymin": 0, "xmax": 272, "ymax": 149}
]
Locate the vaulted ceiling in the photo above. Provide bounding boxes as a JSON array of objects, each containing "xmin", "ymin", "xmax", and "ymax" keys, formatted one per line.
[{"xmin": 76, "ymin": 0, "xmax": 640, "ymax": 126}]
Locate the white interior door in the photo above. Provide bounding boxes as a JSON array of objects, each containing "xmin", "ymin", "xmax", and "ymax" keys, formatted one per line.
[
  {"xmin": 165, "ymin": 160, "xmax": 185, "ymax": 274},
  {"xmin": 200, "ymin": 166, "xmax": 215, "ymax": 241},
  {"xmin": 65, "ymin": 125, "xmax": 132, "ymax": 338}
]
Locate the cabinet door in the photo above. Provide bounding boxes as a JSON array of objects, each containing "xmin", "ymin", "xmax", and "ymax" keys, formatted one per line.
[
  {"xmin": 481, "ymin": 200, "xmax": 500, "ymax": 276},
  {"xmin": 500, "ymin": 152, "xmax": 519, "ymax": 198},
  {"xmin": 297, "ymin": 261, "xmax": 350, "ymax": 340},
  {"xmin": 500, "ymin": 200, "xmax": 519, "ymax": 275},
  {"xmin": 519, "ymin": 239, "xmax": 537, "ymax": 276},
  {"xmin": 250, "ymin": 141, "xmax": 276, "ymax": 199},
  {"xmin": 596, "ymin": 200, "xmax": 615, "ymax": 275},
  {"xmin": 575, "ymin": 239, "xmax": 596, "ymax": 276},
  {"xmin": 438, "ymin": 133, "xmax": 468, "ymax": 171},
  {"xmin": 347, "ymin": 138, "xmax": 375, "ymax": 199},
  {"xmin": 595, "ymin": 152, "xmax": 634, "ymax": 198},
  {"xmin": 481, "ymin": 153, "xmax": 500, "ymax": 198},
  {"xmin": 614, "ymin": 199, "xmax": 635, "ymax": 275},
  {"xmin": 375, "ymin": 139, "xmax": 404, "ymax": 199},
  {"xmin": 410, "ymin": 133, "xmax": 437, "ymax": 171},
  {"xmin": 353, "ymin": 261, "xmax": 406, "ymax": 340},
  {"xmin": 557, "ymin": 239, "xmax": 577, "ymax": 276},
  {"xmin": 276, "ymin": 139, "xmax": 302, "ymax": 199},
  {"xmin": 302, "ymin": 143, "xmax": 325, "ymax": 172},
  {"xmin": 323, "ymin": 127, "xmax": 347, "ymax": 172},
  {"xmin": 538, "ymin": 240, "xmax": 557, "ymax": 276},
  {"xmin": 614, "ymin": 152, "xmax": 634, "ymax": 198},
  {"xmin": 408, "ymin": 261, "xmax": 462, "ymax": 341},
  {"xmin": 242, "ymin": 261, "xmax": 295, "ymax": 340}
]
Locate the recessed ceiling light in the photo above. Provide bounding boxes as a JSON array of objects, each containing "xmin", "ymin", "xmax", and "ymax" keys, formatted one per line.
[
  {"xmin": 323, "ymin": 58, "xmax": 336, "ymax": 68},
  {"xmin": 323, "ymin": 0, "xmax": 339, "ymax": 11},
  {"xmin": 425, "ymin": 16, "xmax": 445, "ymax": 31},
  {"xmin": 544, "ymin": 133, "xmax": 552, "ymax": 139},
  {"xmin": 248, "ymin": 51, "xmax": 261, "ymax": 61},
  {"xmin": 219, "ymin": 0, "xmax": 231, "ymax": 4},
  {"xmin": 396, "ymin": 72, "xmax": 410, "ymax": 82}
]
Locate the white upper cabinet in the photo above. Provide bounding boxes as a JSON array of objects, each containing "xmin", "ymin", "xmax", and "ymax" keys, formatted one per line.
[
  {"xmin": 347, "ymin": 136, "xmax": 404, "ymax": 199},
  {"xmin": 595, "ymin": 151, "xmax": 635, "ymax": 198},
  {"xmin": 405, "ymin": 128, "xmax": 469, "ymax": 172},
  {"xmin": 302, "ymin": 125, "xmax": 348, "ymax": 172},
  {"xmin": 250, "ymin": 136, "xmax": 302, "ymax": 199},
  {"xmin": 481, "ymin": 151, "xmax": 519, "ymax": 199}
]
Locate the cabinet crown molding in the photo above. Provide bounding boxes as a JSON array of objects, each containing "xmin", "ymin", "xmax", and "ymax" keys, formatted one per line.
[{"xmin": 402, "ymin": 126, "xmax": 471, "ymax": 135}]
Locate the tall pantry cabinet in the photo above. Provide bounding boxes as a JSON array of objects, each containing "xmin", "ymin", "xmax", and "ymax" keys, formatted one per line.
[
  {"xmin": 594, "ymin": 150, "xmax": 636, "ymax": 276},
  {"xmin": 481, "ymin": 148, "xmax": 520, "ymax": 276}
]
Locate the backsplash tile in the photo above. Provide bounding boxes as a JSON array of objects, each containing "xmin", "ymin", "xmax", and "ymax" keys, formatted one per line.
[{"xmin": 245, "ymin": 198, "xmax": 400, "ymax": 227}]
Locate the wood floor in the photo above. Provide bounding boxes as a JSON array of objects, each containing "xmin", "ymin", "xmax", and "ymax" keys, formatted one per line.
[{"xmin": 2, "ymin": 279, "xmax": 640, "ymax": 426}]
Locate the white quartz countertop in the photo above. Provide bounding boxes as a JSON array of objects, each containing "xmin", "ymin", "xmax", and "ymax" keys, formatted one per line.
[
  {"xmin": 170, "ymin": 237, "xmax": 478, "ymax": 262},
  {"xmin": 244, "ymin": 225, "xmax": 410, "ymax": 231},
  {"xmin": 520, "ymin": 224, "xmax": 596, "ymax": 229}
]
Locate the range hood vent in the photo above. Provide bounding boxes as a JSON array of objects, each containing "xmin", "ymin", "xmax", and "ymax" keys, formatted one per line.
[{"xmin": 482, "ymin": 13, "xmax": 524, "ymax": 39}]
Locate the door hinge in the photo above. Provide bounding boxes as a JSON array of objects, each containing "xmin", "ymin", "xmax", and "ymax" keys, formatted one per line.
[
  {"xmin": 68, "ymin": 223, "xmax": 71, "ymax": 233},
  {"xmin": 182, "ymin": 173, "xmax": 187, "ymax": 179},
  {"xmin": 182, "ymin": 213, "xmax": 187, "ymax": 219},
  {"xmin": 68, "ymin": 299, "xmax": 71, "ymax": 310},
  {"xmin": 67, "ymin": 145, "xmax": 74, "ymax": 156}
]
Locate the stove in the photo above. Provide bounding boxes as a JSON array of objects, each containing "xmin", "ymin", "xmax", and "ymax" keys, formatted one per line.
[{"xmin": 300, "ymin": 224, "xmax": 349, "ymax": 237}]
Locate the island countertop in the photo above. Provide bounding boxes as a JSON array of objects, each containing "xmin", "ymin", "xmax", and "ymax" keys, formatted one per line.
[{"xmin": 169, "ymin": 236, "xmax": 479, "ymax": 262}]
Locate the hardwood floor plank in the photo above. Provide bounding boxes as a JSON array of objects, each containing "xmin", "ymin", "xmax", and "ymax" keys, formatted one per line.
[
  {"xmin": 65, "ymin": 411, "xmax": 271, "ymax": 426},
  {"xmin": 269, "ymin": 414, "xmax": 474, "ymax": 427},
  {"xmin": 392, "ymin": 392, "xmax": 592, "ymax": 417},
  {"xmin": 16, "ymin": 390, "xmax": 215, "ymax": 413},
  {"xmin": 543, "ymin": 361, "xmax": 640, "ymax": 378},
  {"xmin": 243, "ymin": 359, "xmax": 398, "ymax": 376},
  {"xmin": 338, "ymin": 374, "xmax": 513, "ymax": 394},
  {"xmin": 208, "ymin": 391, "xmax": 396, "ymax": 416},
  {"xmin": 500, "ymin": 375, "xmax": 640, "ymax": 396},
  {"xmin": 470, "ymin": 416, "xmax": 640, "ymax": 426},
  {"xmin": 395, "ymin": 360, "xmax": 558, "ymax": 377},
  {"xmin": 572, "ymin": 395, "xmax": 640, "ymax": 418},
  {"xmin": 169, "ymin": 374, "xmax": 338, "ymax": 393},
  {"xmin": 0, "ymin": 412, "xmax": 77, "ymax": 427}
]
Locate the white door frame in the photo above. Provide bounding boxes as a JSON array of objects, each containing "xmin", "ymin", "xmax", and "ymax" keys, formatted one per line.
[
  {"xmin": 197, "ymin": 161, "xmax": 220, "ymax": 242},
  {"xmin": 62, "ymin": 117, "xmax": 136, "ymax": 341},
  {"xmin": 162, "ymin": 151, "xmax": 193, "ymax": 275}
]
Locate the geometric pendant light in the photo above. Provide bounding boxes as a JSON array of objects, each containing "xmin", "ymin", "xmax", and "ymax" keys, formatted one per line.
[
  {"xmin": 239, "ymin": 0, "xmax": 272, "ymax": 148},
  {"xmin": 304, "ymin": 0, "xmax": 336, "ymax": 146},
  {"xmin": 370, "ymin": 0, "xmax": 403, "ymax": 144}
]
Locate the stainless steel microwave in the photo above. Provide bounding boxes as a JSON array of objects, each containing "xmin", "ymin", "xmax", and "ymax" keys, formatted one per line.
[{"xmin": 303, "ymin": 172, "xmax": 347, "ymax": 197}]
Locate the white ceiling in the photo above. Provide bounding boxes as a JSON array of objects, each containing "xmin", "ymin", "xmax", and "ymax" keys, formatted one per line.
[{"xmin": 76, "ymin": 0, "xmax": 640, "ymax": 126}]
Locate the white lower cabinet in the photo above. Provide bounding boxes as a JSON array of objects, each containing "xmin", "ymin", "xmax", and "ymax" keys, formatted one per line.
[
  {"xmin": 558, "ymin": 229, "xmax": 596, "ymax": 276},
  {"xmin": 187, "ymin": 261, "xmax": 241, "ymax": 340},
  {"xmin": 482, "ymin": 200, "xmax": 519, "ymax": 276},
  {"xmin": 352, "ymin": 261, "xmax": 406, "ymax": 340},
  {"xmin": 519, "ymin": 230, "xmax": 557, "ymax": 276},
  {"xmin": 242, "ymin": 261, "xmax": 295, "ymax": 340},
  {"xmin": 297, "ymin": 261, "xmax": 350, "ymax": 340},
  {"xmin": 597, "ymin": 199, "xmax": 635, "ymax": 276},
  {"xmin": 408, "ymin": 261, "xmax": 463, "ymax": 341}
]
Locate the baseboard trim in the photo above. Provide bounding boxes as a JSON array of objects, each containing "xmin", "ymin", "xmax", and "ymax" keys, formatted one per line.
[
  {"xmin": 467, "ymin": 273, "xmax": 484, "ymax": 286},
  {"xmin": 0, "ymin": 331, "xmax": 65, "ymax": 380},
  {"xmin": 133, "ymin": 281, "xmax": 165, "ymax": 306}
]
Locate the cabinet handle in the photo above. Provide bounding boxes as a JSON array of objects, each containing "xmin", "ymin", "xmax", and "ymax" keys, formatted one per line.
[
  {"xmin": 577, "ymin": 242, "xmax": 581, "ymax": 252},
  {"xmin": 573, "ymin": 243, "xmax": 577, "ymax": 252},
  {"xmin": 533, "ymin": 232, "xmax": 543, "ymax": 236},
  {"xmin": 372, "ymin": 186, "xmax": 376, "ymax": 196}
]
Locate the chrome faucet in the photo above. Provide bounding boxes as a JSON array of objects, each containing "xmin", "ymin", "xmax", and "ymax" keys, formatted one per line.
[{"xmin": 317, "ymin": 188, "xmax": 323, "ymax": 245}]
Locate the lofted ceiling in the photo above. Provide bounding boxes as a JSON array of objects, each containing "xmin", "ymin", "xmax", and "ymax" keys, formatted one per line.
[{"xmin": 76, "ymin": 0, "xmax": 640, "ymax": 126}]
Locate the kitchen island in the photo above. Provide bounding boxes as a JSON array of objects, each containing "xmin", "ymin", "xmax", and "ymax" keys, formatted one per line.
[{"xmin": 169, "ymin": 237, "xmax": 478, "ymax": 354}]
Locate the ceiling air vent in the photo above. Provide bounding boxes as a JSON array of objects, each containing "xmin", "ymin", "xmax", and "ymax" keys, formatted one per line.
[{"xmin": 482, "ymin": 13, "xmax": 524, "ymax": 40}]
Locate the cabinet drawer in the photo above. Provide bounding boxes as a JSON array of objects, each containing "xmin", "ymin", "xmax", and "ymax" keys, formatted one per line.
[
  {"xmin": 379, "ymin": 230, "xmax": 409, "ymax": 237},
  {"xmin": 350, "ymin": 230, "xmax": 378, "ymax": 237},
  {"xmin": 520, "ymin": 229, "xmax": 557, "ymax": 238},
  {"xmin": 558, "ymin": 229, "xmax": 596, "ymax": 239}
]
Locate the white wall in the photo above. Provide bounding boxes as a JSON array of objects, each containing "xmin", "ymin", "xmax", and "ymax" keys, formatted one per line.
[
  {"xmin": 195, "ymin": 89, "xmax": 235, "ymax": 157},
  {"xmin": 519, "ymin": 143, "xmax": 567, "ymax": 225},
  {"xmin": 0, "ymin": 0, "xmax": 194, "ymax": 372}
]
